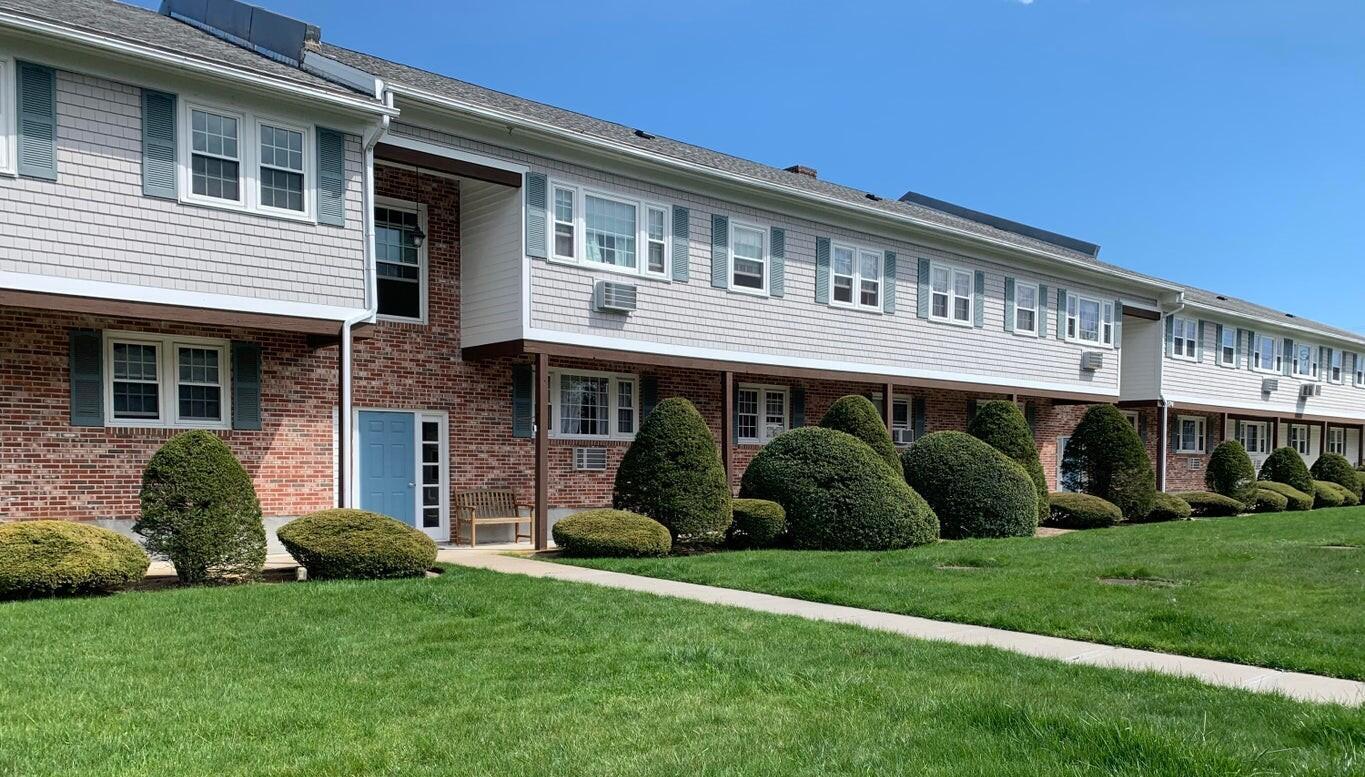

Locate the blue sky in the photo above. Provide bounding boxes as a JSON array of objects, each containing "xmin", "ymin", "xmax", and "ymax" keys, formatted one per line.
[{"xmin": 134, "ymin": 0, "xmax": 1365, "ymax": 332}]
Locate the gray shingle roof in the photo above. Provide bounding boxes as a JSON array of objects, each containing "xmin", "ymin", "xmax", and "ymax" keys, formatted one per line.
[
  {"xmin": 0, "ymin": 0, "xmax": 370, "ymax": 99},
  {"xmin": 1183, "ymin": 287, "xmax": 1364, "ymax": 345}
]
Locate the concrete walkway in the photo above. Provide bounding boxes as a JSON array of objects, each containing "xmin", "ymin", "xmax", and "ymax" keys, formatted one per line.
[{"xmin": 439, "ymin": 549, "xmax": 1365, "ymax": 707}]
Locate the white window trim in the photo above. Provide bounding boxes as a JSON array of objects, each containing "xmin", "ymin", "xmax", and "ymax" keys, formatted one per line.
[
  {"xmin": 1121, "ymin": 409, "xmax": 1139, "ymax": 429},
  {"xmin": 1175, "ymin": 415, "xmax": 1206, "ymax": 455},
  {"xmin": 929, "ymin": 261, "xmax": 973, "ymax": 327},
  {"xmin": 1217, "ymin": 325, "xmax": 1238, "ymax": 368},
  {"xmin": 829, "ymin": 241, "xmax": 883, "ymax": 312},
  {"xmin": 1354, "ymin": 353, "xmax": 1365, "ymax": 388},
  {"xmin": 374, "ymin": 196, "xmax": 429, "ymax": 325},
  {"xmin": 728, "ymin": 220, "xmax": 769, "ymax": 296},
  {"xmin": 736, "ymin": 383, "xmax": 789, "ymax": 445},
  {"xmin": 0, "ymin": 54, "xmax": 15, "ymax": 177},
  {"xmin": 1292, "ymin": 342, "xmax": 1319, "ymax": 381},
  {"xmin": 1288, "ymin": 424, "xmax": 1310, "ymax": 456},
  {"xmin": 1013, "ymin": 280, "xmax": 1040, "ymax": 336},
  {"xmin": 1251, "ymin": 332, "xmax": 1280, "ymax": 374},
  {"xmin": 103, "ymin": 331, "xmax": 231, "ymax": 430},
  {"xmin": 547, "ymin": 368, "xmax": 638, "ymax": 441},
  {"xmin": 545, "ymin": 180, "xmax": 671, "ymax": 281},
  {"xmin": 1327, "ymin": 350, "xmax": 1344, "ymax": 385},
  {"xmin": 178, "ymin": 100, "xmax": 317, "ymax": 223},
  {"xmin": 1327, "ymin": 427, "xmax": 1346, "ymax": 456},
  {"xmin": 1169, "ymin": 316, "xmax": 1197, "ymax": 360},
  {"xmin": 1067, "ymin": 294, "xmax": 1116, "ymax": 349},
  {"xmin": 1239, "ymin": 420, "xmax": 1269, "ymax": 456}
]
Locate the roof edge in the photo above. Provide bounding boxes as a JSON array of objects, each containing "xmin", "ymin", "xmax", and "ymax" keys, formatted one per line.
[
  {"xmin": 899, "ymin": 190, "xmax": 1101, "ymax": 258},
  {"xmin": 1180, "ymin": 298, "xmax": 1365, "ymax": 348}
]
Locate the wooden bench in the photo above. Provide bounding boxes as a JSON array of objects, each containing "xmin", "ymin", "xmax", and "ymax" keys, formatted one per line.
[{"xmin": 453, "ymin": 489, "xmax": 532, "ymax": 546}]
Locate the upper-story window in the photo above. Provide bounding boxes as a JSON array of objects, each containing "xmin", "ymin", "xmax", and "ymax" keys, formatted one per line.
[
  {"xmin": 646, "ymin": 206, "xmax": 668, "ymax": 275},
  {"xmin": 1219, "ymin": 325, "xmax": 1237, "ymax": 367},
  {"xmin": 730, "ymin": 222, "xmax": 767, "ymax": 292},
  {"xmin": 585, "ymin": 193, "xmax": 637, "ymax": 269},
  {"xmin": 1288, "ymin": 424, "xmax": 1310, "ymax": 456},
  {"xmin": 930, "ymin": 263, "xmax": 972, "ymax": 325},
  {"xmin": 1014, "ymin": 282, "xmax": 1039, "ymax": 334},
  {"xmin": 549, "ymin": 369, "xmax": 637, "ymax": 440},
  {"xmin": 1170, "ymin": 316, "xmax": 1197, "ymax": 359},
  {"xmin": 190, "ymin": 107, "xmax": 241, "ymax": 203},
  {"xmin": 1328, "ymin": 349, "xmax": 1344, "ymax": 384},
  {"xmin": 737, "ymin": 385, "xmax": 788, "ymax": 444},
  {"xmin": 1355, "ymin": 353, "xmax": 1364, "ymax": 387},
  {"xmin": 548, "ymin": 183, "xmax": 669, "ymax": 279},
  {"xmin": 831, "ymin": 243, "xmax": 881, "ymax": 309},
  {"xmin": 182, "ymin": 102, "xmax": 313, "ymax": 220},
  {"xmin": 1292, "ymin": 343, "xmax": 1317, "ymax": 379},
  {"xmin": 0, "ymin": 56, "xmax": 13, "ymax": 176},
  {"xmin": 1253, "ymin": 333, "xmax": 1279, "ymax": 372},
  {"xmin": 552, "ymin": 186, "xmax": 575, "ymax": 259},
  {"xmin": 375, "ymin": 201, "xmax": 425, "ymax": 321},
  {"xmin": 104, "ymin": 332, "xmax": 229, "ymax": 429},
  {"xmin": 1175, "ymin": 415, "xmax": 1206, "ymax": 454},
  {"xmin": 258, "ymin": 123, "xmax": 305, "ymax": 212},
  {"xmin": 1069, "ymin": 294, "xmax": 1115, "ymax": 347}
]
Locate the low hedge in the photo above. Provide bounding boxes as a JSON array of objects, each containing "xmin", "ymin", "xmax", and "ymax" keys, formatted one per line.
[
  {"xmin": 1173, "ymin": 491, "xmax": 1244, "ymax": 518},
  {"xmin": 1046, "ymin": 492, "xmax": 1121, "ymax": 530},
  {"xmin": 277, "ymin": 509, "xmax": 437, "ymax": 580},
  {"xmin": 726, "ymin": 499, "xmax": 786, "ymax": 549},
  {"xmin": 902, "ymin": 431, "xmax": 1038, "ymax": 539},
  {"xmin": 552, "ymin": 509, "xmax": 671, "ymax": 558},
  {"xmin": 1252, "ymin": 488, "xmax": 1290, "ymax": 513},
  {"xmin": 1135, "ymin": 492, "xmax": 1193, "ymax": 523},
  {"xmin": 1310, "ymin": 453, "xmax": 1363, "ymax": 498},
  {"xmin": 1312, "ymin": 480, "xmax": 1350, "ymax": 509},
  {"xmin": 1256, "ymin": 480, "xmax": 1314, "ymax": 511},
  {"xmin": 0, "ymin": 521, "xmax": 149, "ymax": 599}
]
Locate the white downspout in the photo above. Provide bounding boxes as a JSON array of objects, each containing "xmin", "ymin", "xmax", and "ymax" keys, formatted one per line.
[
  {"xmin": 339, "ymin": 84, "xmax": 392, "ymax": 508},
  {"xmin": 1156, "ymin": 298, "xmax": 1186, "ymax": 493}
]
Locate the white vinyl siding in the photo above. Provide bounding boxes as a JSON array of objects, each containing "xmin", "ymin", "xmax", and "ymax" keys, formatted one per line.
[
  {"xmin": 103, "ymin": 332, "xmax": 229, "ymax": 429},
  {"xmin": 549, "ymin": 369, "xmax": 637, "ymax": 440},
  {"xmin": 737, "ymin": 385, "xmax": 787, "ymax": 444}
]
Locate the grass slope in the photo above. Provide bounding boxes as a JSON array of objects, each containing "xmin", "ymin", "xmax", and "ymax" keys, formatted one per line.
[
  {"xmin": 568, "ymin": 508, "xmax": 1365, "ymax": 680},
  {"xmin": 1, "ymin": 566, "xmax": 1361, "ymax": 775}
]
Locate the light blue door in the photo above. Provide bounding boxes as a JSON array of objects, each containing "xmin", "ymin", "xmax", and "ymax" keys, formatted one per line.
[{"xmin": 359, "ymin": 411, "xmax": 415, "ymax": 526}]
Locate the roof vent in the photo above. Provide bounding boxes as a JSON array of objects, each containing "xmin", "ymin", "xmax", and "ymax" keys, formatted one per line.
[
  {"xmin": 160, "ymin": 0, "xmax": 319, "ymax": 66},
  {"xmin": 865, "ymin": 193, "xmax": 883, "ymax": 202},
  {"xmin": 1285, "ymin": 313, "xmax": 1296, "ymax": 318},
  {"xmin": 1216, "ymin": 295, "xmax": 1228, "ymax": 301},
  {"xmin": 784, "ymin": 165, "xmax": 818, "ymax": 178},
  {"xmin": 633, "ymin": 129, "xmax": 655, "ymax": 140}
]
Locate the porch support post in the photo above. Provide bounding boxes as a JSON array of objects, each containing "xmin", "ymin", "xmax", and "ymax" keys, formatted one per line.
[
  {"xmin": 534, "ymin": 351, "xmax": 549, "ymax": 550},
  {"xmin": 721, "ymin": 370, "xmax": 734, "ymax": 490},
  {"xmin": 337, "ymin": 322, "xmax": 352, "ymax": 508},
  {"xmin": 1358, "ymin": 423, "xmax": 1363, "ymax": 465},
  {"xmin": 883, "ymin": 381, "xmax": 895, "ymax": 433},
  {"xmin": 1272, "ymin": 417, "xmax": 1279, "ymax": 449},
  {"xmin": 1156, "ymin": 402, "xmax": 1168, "ymax": 492}
]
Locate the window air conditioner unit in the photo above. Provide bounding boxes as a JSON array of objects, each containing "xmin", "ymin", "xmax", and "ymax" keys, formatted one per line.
[
  {"xmin": 892, "ymin": 429, "xmax": 913, "ymax": 446},
  {"xmin": 593, "ymin": 280, "xmax": 637, "ymax": 313},
  {"xmin": 1260, "ymin": 378, "xmax": 1279, "ymax": 394},
  {"xmin": 1300, "ymin": 383, "xmax": 1322, "ymax": 399},
  {"xmin": 1080, "ymin": 351, "xmax": 1104, "ymax": 371},
  {"xmin": 573, "ymin": 447, "xmax": 608, "ymax": 471}
]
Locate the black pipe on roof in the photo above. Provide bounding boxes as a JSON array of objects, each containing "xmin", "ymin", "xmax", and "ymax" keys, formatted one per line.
[{"xmin": 899, "ymin": 190, "xmax": 1101, "ymax": 258}]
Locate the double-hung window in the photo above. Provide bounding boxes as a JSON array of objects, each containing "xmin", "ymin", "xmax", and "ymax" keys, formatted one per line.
[
  {"xmin": 1175, "ymin": 415, "xmax": 1206, "ymax": 454},
  {"xmin": 1069, "ymin": 295, "xmax": 1115, "ymax": 347},
  {"xmin": 374, "ymin": 202, "xmax": 424, "ymax": 321},
  {"xmin": 831, "ymin": 243, "xmax": 882, "ymax": 310},
  {"xmin": 1239, "ymin": 421, "xmax": 1269, "ymax": 456},
  {"xmin": 1253, "ymin": 333, "xmax": 1278, "ymax": 372},
  {"xmin": 1327, "ymin": 427, "xmax": 1345, "ymax": 456},
  {"xmin": 891, "ymin": 399, "xmax": 912, "ymax": 446},
  {"xmin": 1328, "ymin": 350, "xmax": 1344, "ymax": 384},
  {"xmin": 550, "ymin": 370, "xmax": 636, "ymax": 440},
  {"xmin": 645, "ymin": 206, "xmax": 668, "ymax": 275},
  {"xmin": 105, "ymin": 333, "xmax": 229, "ymax": 428},
  {"xmin": 1014, "ymin": 282, "xmax": 1039, "ymax": 334},
  {"xmin": 1293, "ymin": 343, "xmax": 1317, "ymax": 379},
  {"xmin": 552, "ymin": 185, "xmax": 576, "ymax": 260},
  {"xmin": 930, "ymin": 264, "xmax": 972, "ymax": 324},
  {"xmin": 730, "ymin": 222, "xmax": 766, "ymax": 292},
  {"xmin": 0, "ymin": 56, "xmax": 14, "ymax": 176},
  {"xmin": 549, "ymin": 183, "xmax": 669, "ymax": 279},
  {"xmin": 1288, "ymin": 424, "xmax": 1310, "ymax": 456},
  {"xmin": 1170, "ymin": 316, "xmax": 1197, "ymax": 359},
  {"xmin": 189, "ymin": 107, "xmax": 242, "ymax": 204},
  {"xmin": 1219, "ymin": 326, "xmax": 1237, "ymax": 367},
  {"xmin": 183, "ymin": 102, "xmax": 315, "ymax": 220},
  {"xmin": 258, "ymin": 122, "xmax": 306, "ymax": 213},
  {"xmin": 1355, "ymin": 353, "xmax": 1364, "ymax": 387},
  {"xmin": 737, "ymin": 385, "xmax": 788, "ymax": 444}
]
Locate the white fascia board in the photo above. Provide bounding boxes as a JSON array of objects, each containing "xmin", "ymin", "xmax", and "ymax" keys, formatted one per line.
[
  {"xmin": 302, "ymin": 51, "xmax": 383, "ymax": 99},
  {"xmin": 388, "ymin": 83, "xmax": 1180, "ymax": 298},
  {"xmin": 381, "ymin": 132, "xmax": 529, "ymax": 174},
  {"xmin": 0, "ymin": 11, "xmax": 396, "ymax": 117},
  {"xmin": 1180, "ymin": 300, "xmax": 1365, "ymax": 350},
  {"xmin": 1164, "ymin": 393, "xmax": 1365, "ymax": 425}
]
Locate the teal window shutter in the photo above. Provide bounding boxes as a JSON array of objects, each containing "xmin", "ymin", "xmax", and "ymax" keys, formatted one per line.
[
  {"xmin": 671, "ymin": 205, "xmax": 690, "ymax": 282},
  {"xmin": 231, "ymin": 341, "xmax": 262, "ymax": 430},
  {"xmin": 1056, "ymin": 288, "xmax": 1068, "ymax": 339},
  {"xmin": 512, "ymin": 364, "xmax": 534, "ymax": 437},
  {"xmin": 972, "ymin": 271, "xmax": 985, "ymax": 328},
  {"xmin": 1281, "ymin": 337, "xmax": 1293, "ymax": 377},
  {"xmin": 1196, "ymin": 320, "xmax": 1206, "ymax": 361},
  {"xmin": 1003, "ymin": 277, "xmax": 1016, "ymax": 332},
  {"xmin": 967, "ymin": 399, "xmax": 979, "ymax": 423},
  {"xmin": 1112, "ymin": 298, "xmax": 1123, "ymax": 349},
  {"xmin": 882, "ymin": 251, "xmax": 896, "ymax": 314},
  {"xmin": 640, "ymin": 376, "xmax": 659, "ymax": 419},
  {"xmin": 68, "ymin": 329, "xmax": 103, "ymax": 427},
  {"xmin": 1138, "ymin": 412, "xmax": 1148, "ymax": 444},
  {"xmin": 524, "ymin": 173, "xmax": 547, "ymax": 259},
  {"xmin": 1024, "ymin": 402, "xmax": 1036, "ymax": 431},
  {"xmin": 17, "ymin": 61, "xmax": 57, "ymax": 180},
  {"xmin": 141, "ymin": 89, "xmax": 177, "ymax": 199},
  {"xmin": 1164, "ymin": 315, "xmax": 1175, "ymax": 357},
  {"xmin": 769, "ymin": 227, "xmax": 785, "ymax": 297},
  {"xmin": 790, "ymin": 386, "xmax": 805, "ymax": 427},
  {"xmin": 316, "ymin": 127, "xmax": 347, "ymax": 226},
  {"xmin": 1037, "ymin": 284, "xmax": 1049, "ymax": 339},
  {"xmin": 710, "ymin": 214, "xmax": 729, "ymax": 289},
  {"xmin": 911, "ymin": 396, "xmax": 927, "ymax": 441},
  {"xmin": 916, "ymin": 258, "xmax": 930, "ymax": 319},
  {"xmin": 814, "ymin": 237, "xmax": 830, "ymax": 303}
]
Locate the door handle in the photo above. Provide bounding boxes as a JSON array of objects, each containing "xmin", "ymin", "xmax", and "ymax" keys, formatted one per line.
[{"xmin": 408, "ymin": 482, "xmax": 415, "ymax": 488}]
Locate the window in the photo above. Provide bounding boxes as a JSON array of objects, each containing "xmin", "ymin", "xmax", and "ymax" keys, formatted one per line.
[
  {"xmin": 737, "ymin": 385, "xmax": 788, "ymax": 444},
  {"xmin": 374, "ymin": 203, "xmax": 424, "ymax": 321},
  {"xmin": 1328, "ymin": 350, "xmax": 1344, "ymax": 384},
  {"xmin": 831, "ymin": 243, "xmax": 882, "ymax": 310},
  {"xmin": 1175, "ymin": 415, "xmax": 1206, "ymax": 454},
  {"xmin": 1014, "ymin": 282, "xmax": 1038, "ymax": 334},
  {"xmin": 1293, "ymin": 343, "xmax": 1316, "ymax": 379},
  {"xmin": 832, "ymin": 245, "xmax": 854, "ymax": 304},
  {"xmin": 891, "ymin": 399, "xmax": 912, "ymax": 446},
  {"xmin": 584, "ymin": 193, "xmax": 637, "ymax": 269},
  {"xmin": 1170, "ymin": 316, "xmax": 1197, "ymax": 359},
  {"xmin": 1239, "ymin": 421, "xmax": 1269, "ymax": 456},
  {"xmin": 104, "ymin": 333, "xmax": 230, "ymax": 428},
  {"xmin": 1288, "ymin": 424, "xmax": 1310, "ymax": 456},
  {"xmin": 1121, "ymin": 410, "xmax": 1139, "ymax": 429},
  {"xmin": 1356, "ymin": 353, "xmax": 1364, "ymax": 387},
  {"xmin": 421, "ymin": 420, "xmax": 443, "ymax": 529},
  {"xmin": 181, "ymin": 102, "xmax": 315, "ymax": 220},
  {"xmin": 550, "ymin": 370, "xmax": 636, "ymax": 439},
  {"xmin": 258, "ymin": 122, "xmax": 305, "ymax": 212},
  {"xmin": 1327, "ymin": 427, "xmax": 1345, "ymax": 456},
  {"xmin": 1219, "ymin": 326, "xmax": 1237, "ymax": 367},
  {"xmin": 1070, "ymin": 295, "xmax": 1115, "ymax": 346},
  {"xmin": 930, "ymin": 264, "xmax": 972, "ymax": 324},
  {"xmin": 548, "ymin": 183, "xmax": 669, "ymax": 278},
  {"xmin": 190, "ymin": 107, "xmax": 241, "ymax": 203},
  {"xmin": 646, "ymin": 206, "xmax": 667, "ymax": 275},
  {"xmin": 0, "ymin": 56, "xmax": 14, "ymax": 176},
  {"xmin": 552, "ymin": 186, "xmax": 575, "ymax": 259},
  {"xmin": 1253, "ymin": 333, "xmax": 1278, "ymax": 372},
  {"xmin": 731, "ymin": 223, "xmax": 766, "ymax": 292}
]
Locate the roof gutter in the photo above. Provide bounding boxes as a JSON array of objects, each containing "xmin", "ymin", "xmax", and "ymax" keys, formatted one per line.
[
  {"xmin": 0, "ymin": 11, "xmax": 397, "ymax": 117},
  {"xmin": 386, "ymin": 82, "xmax": 1182, "ymax": 296},
  {"xmin": 1181, "ymin": 299, "xmax": 1365, "ymax": 349}
]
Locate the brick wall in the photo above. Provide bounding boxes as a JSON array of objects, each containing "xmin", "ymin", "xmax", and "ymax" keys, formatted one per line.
[{"xmin": 1164, "ymin": 409, "xmax": 1224, "ymax": 492}]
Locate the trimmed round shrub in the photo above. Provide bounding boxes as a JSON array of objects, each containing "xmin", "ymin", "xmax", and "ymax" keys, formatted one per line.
[
  {"xmin": 968, "ymin": 400, "xmax": 1048, "ymax": 524},
  {"xmin": 552, "ymin": 509, "xmax": 671, "ymax": 558},
  {"xmin": 1174, "ymin": 491, "xmax": 1244, "ymax": 518},
  {"xmin": 614, "ymin": 397, "xmax": 730, "ymax": 542},
  {"xmin": 1205, "ymin": 440, "xmax": 1258, "ymax": 504},
  {"xmin": 135, "ymin": 430, "xmax": 265, "ymax": 584},
  {"xmin": 726, "ymin": 499, "xmax": 786, "ymax": 549},
  {"xmin": 819, "ymin": 395, "xmax": 901, "ymax": 476},
  {"xmin": 277, "ymin": 509, "xmax": 436, "ymax": 580},
  {"xmin": 1060, "ymin": 404, "xmax": 1157, "ymax": 519},
  {"xmin": 1258, "ymin": 447, "xmax": 1314, "ymax": 496},
  {"xmin": 1135, "ymin": 492, "xmax": 1193, "ymax": 523},
  {"xmin": 1252, "ymin": 488, "xmax": 1290, "ymax": 513},
  {"xmin": 1310, "ymin": 453, "xmax": 1363, "ymax": 498},
  {"xmin": 741, "ymin": 427, "xmax": 938, "ymax": 550},
  {"xmin": 0, "ymin": 521, "xmax": 149, "ymax": 599},
  {"xmin": 1046, "ymin": 492, "xmax": 1121, "ymax": 529},
  {"xmin": 1257, "ymin": 480, "xmax": 1314, "ymax": 511},
  {"xmin": 902, "ymin": 431, "xmax": 1038, "ymax": 539},
  {"xmin": 1312, "ymin": 480, "xmax": 1348, "ymax": 509}
]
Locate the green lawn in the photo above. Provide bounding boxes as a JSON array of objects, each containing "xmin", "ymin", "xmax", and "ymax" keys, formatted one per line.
[
  {"xmin": 566, "ymin": 508, "xmax": 1365, "ymax": 680},
  {"xmin": 1, "ymin": 566, "xmax": 1362, "ymax": 775}
]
